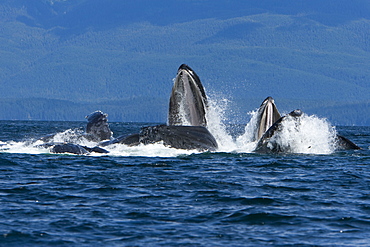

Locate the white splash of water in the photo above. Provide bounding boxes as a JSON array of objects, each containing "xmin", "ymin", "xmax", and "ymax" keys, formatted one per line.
[
  {"xmin": 236, "ymin": 110, "xmax": 258, "ymax": 143},
  {"xmin": 0, "ymin": 128, "xmax": 94, "ymax": 155},
  {"xmin": 205, "ymin": 96, "xmax": 237, "ymax": 152},
  {"xmin": 102, "ymin": 142, "xmax": 200, "ymax": 157},
  {"xmin": 51, "ymin": 129, "xmax": 96, "ymax": 146},
  {"xmin": 267, "ymin": 113, "xmax": 337, "ymax": 154},
  {"xmin": 0, "ymin": 140, "xmax": 49, "ymax": 155},
  {"xmin": 234, "ymin": 110, "xmax": 260, "ymax": 153}
]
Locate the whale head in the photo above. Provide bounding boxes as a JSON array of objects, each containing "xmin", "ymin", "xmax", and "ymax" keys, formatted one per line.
[
  {"xmin": 254, "ymin": 96, "xmax": 281, "ymax": 141},
  {"xmin": 86, "ymin": 111, "xmax": 112, "ymax": 141},
  {"xmin": 168, "ymin": 64, "xmax": 208, "ymax": 127}
]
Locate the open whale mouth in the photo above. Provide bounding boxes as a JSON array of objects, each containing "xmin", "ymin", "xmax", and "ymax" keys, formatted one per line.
[
  {"xmin": 255, "ymin": 96, "xmax": 281, "ymax": 141},
  {"xmin": 168, "ymin": 64, "xmax": 208, "ymax": 127}
]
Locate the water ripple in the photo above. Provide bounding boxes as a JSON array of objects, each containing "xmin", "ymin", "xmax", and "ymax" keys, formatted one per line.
[{"xmin": 0, "ymin": 125, "xmax": 369, "ymax": 246}]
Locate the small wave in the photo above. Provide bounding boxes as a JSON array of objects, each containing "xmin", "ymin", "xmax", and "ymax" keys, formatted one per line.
[
  {"xmin": 222, "ymin": 211, "xmax": 297, "ymax": 225},
  {"xmin": 215, "ymin": 196, "xmax": 276, "ymax": 206}
]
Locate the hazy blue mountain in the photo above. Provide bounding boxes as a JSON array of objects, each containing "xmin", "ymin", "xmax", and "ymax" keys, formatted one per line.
[{"xmin": 0, "ymin": 0, "xmax": 369, "ymax": 125}]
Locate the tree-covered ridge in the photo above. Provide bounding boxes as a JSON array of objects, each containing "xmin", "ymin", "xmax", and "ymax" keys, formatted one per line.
[
  {"xmin": 0, "ymin": 0, "xmax": 369, "ymax": 125},
  {"xmin": 0, "ymin": 98, "xmax": 368, "ymax": 126},
  {"xmin": 0, "ymin": 98, "xmax": 167, "ymax": 123}
]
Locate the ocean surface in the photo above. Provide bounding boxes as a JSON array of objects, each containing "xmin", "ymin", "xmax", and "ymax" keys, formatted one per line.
[{"xmin": 0, "ymin": 120, "xmax": 369, "ymax": 246}]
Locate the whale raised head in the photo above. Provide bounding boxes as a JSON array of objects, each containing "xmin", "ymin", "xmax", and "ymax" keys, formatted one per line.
[{"xmin": 168, "ymin": 64, "xmax": 208, "ymax": 127}]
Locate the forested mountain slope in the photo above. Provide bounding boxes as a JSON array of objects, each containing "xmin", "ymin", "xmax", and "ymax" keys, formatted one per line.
[{"xmin": 0, "ymin": 0, "xmax": 369, "ymax": 125}]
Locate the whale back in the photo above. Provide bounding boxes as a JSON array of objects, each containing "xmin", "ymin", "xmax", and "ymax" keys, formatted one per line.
[
  {"xmin": 335, "ymin": 135, "xmax": 361, "ymax": 150},
  {"xmin": 255, "ymin": 97, "xmax": 281, "ymax": 141},
  {"xmin": 139, "ymin": 125, "xmax": 218, "ymax": 151},
  {"xmin": 168, "ymin": 64, "xmax": 208, "ymax": 127}
]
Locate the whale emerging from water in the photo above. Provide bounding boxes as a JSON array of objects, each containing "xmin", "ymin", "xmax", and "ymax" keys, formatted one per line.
[
  {"xmin": 35, "ymin": 110, "xmax": 113, "ymax": 155},
  {"xmin": 168, "ymin": 64, "xmax": 208, "ymax": 127},
  {"xmin": 254, "ymin": 109, "xmax": 304, "ymax": 153},
  {"xmin": 253, "ymin": 96, "xmax": 281, "ymax": 142},
  {"xmin": 48, "ymin": 111, "xmax": 113, "ymax": 154},
  {"xmin": 85, "ymin": 111, "xmax": 113, "ymax": 142},
  {"xmin": 108, "ymin": 64, "xmax": 218, "ymax": 151},
  {"xmin": 254, "ymin": 108, "xmax": 361, "ymax": 153}
]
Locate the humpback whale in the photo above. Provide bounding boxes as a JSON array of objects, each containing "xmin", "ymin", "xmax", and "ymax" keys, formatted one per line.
[
  {"xmin": 110, "ymin": 64, "xmax": 218, "ymax": 151},
  {"xmin": 254, "ymin": 109, "xmax": 303, "ymax": 153},
  {"xmin": 253, "ymin": 97, "xmax": 281, "ymax": 142},
  {"xmin": 110, "ymin": 125, "xmax": 217, "ymax": 151},
  {"xmin": 169, "ymin": 64, "xmax": 208, "ymax": 126},
  {"xmin": 37, "ymin": 111, "xmax": 112, "ymax": 144},
  {"xmin": 51, "ymin": 143, "xmax": 109, "ymax": 154},
  {"xmin": 85, "ymin": 111, "xmax": 113, "ymax": 142},
  {"xmin": 34, "ymin": 110, "xmax": 112, "ymax": 155},
  {"xmin": 335, "ymin": 135, "xmax": 361, "ymax": 150},
  {"xmin": 254, "ymin": 109, "xmax": 361, "ymax": 153}
]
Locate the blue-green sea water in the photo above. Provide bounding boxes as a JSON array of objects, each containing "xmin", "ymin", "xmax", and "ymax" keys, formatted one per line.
[{"xmin": 0, "ymin": 120, "xmax": 369, "ymax": 246}]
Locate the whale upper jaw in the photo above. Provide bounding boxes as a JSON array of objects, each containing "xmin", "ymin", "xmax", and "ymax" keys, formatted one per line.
[{"xmin": 168, "ymin": 64, "xmax": 208, "ymax": 127}]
